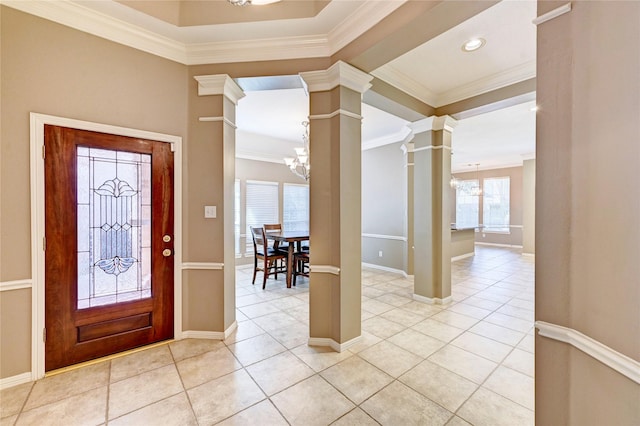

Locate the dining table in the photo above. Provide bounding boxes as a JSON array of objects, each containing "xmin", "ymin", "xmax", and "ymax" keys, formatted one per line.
[{"xmin": 265, "ymin": 230, "xmax": 309, "ymax": 288}]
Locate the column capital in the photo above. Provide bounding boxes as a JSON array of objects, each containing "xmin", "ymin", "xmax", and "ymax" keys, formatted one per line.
[
  {"xmin": 401, "ymin": 142, "xmax": 415, "ymax": 154},
  {"xmin": 194, "ymin": 74, "xmax": 245, "ymax": 105},
  {"xmin": 300, "ymin": 61, "xmax": 373, "ymax": 94},
  {"xmin": 408, "ymin": 115, "xmax": 458, "ymax": 134}
]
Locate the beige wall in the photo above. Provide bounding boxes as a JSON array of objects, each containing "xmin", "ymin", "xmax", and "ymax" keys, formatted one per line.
[
  {"xmin": 0, "ymin": 6, "xmax": 188, "ymax": 379},
  {"xmin": 451, "ymin": 166, "xmax": 524, "ymax": 246},
  {"xmin": 536, "ymin": 1, "xmax": 640, "ymax": 424},
  {"xmin": 361, "ymin": 142, "xmax": 407, "ymax": 271}
]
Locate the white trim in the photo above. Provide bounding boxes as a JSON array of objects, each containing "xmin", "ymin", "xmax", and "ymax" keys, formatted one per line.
[
  {"xmin": 0, "ymin": 279, "xmax": 33, "ymax": 292},
  {"xmin": 413, "ymin": 145, "xmax": 452, "ymax": 153},
  {"xmin": 412, "ymin": 293, "xmax": 452, "ymax": 305},
  {"xmin": 1, "ymin": 0, "xmax": 406, "ymax": 66},
  {"xmin": 437, "ymin": 60, "xmax": 536, "ymax": 107},
  {"xmin": 185, "ymin": 35, "xmax": 330, "ymax": 65},
  {"xmin": 300, "ymin": 61, "xmax": 373, "ymax": 94},
  {"xmin": 475, "ymin": 242, "xmax": 523, "ymax": 249},
  {"xmin": 533, "ymin": 3, "xmax": 572, "ymax": 26},
  {"xmin": 522, "ymin": 253, "xmax": 535, "ymax": 257},
  {"xmin": 361, "ymin": 233, "xmax": 407, "ymax": 242},
  {"xmin": 181, "ymin": 263, "xmax": 224, "ymax": 270},
  {"xmin": 400, "ymin": 142, "xmax": 414, "ymax": 154},
  {"xmin": 308, "ymin": 335, "xmax": 362, "ymax": 353},
  {"xmin": 361, "ymin": 263, "xmax": 406, "ymax": 276},
  {"xmin": 194, "ymin": 75, "xmax": 245, "ymax": 104},
  {"xmin": 181, "ymin": 331, "xmax": 225, "ymax": 340},
  {"xmin": 182, "ymin": 321, "xmax": 238, "ymax": 340},
  {"xmin": 408, "ymin": 116, "xmax": 458, "ymax": 134},
  {"xmin": 1, "ymin": 0, "xmax": 189, "ymax": 64},
  {"xmin": 451, "ymin": 253, "xmax": 474, "ymax": 262},
  {"xmin": 535, "ymin": 321, "xmax": 640, "ymax": 385},
  {"xmin": 309, "ymin": 265, "xmax": 341, "ymax": 276},
  {"xmin": 327, "ymin": 1, "xmax": 406, "ymax": 54},
  {"xmin": 308, "ymin": 109, "xmax": 362, "ymax": 121},
  {"xmin": 198, "ymin": 117, "xmax": 237, "ymax": 129},
  {"xmin": 0, "ymin": 372, "xmax": 32, "ymax": 390},
  {"xmin": 374, "ymin": 60, "xmax": 536, "ymax": 108},
  {"xmin": 361, "ymin": 128, "xmax": 412, "ymax": 151},
  {"xmin": 30, "ymin": 113, "xmax": 183, "ymax": 380}
]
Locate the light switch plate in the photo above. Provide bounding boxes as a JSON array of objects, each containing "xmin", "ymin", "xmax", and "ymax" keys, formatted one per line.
[{"xmin": 204, "ymin": 206, "xmax": 217, "ymax": 218}]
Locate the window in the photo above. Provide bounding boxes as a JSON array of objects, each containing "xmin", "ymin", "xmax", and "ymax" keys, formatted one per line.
[
  {"xmin": 283, "ymin": 183, "xmax": 309, "ymax": 231},
  {"xmin": 483, "ymin": 177, "xmax": 510, "ymax": 232},
  {"xmin": 245, "ymin": 180, "xmax": 279, "ymax": 252},
  {"xmin": 234, "ymin": 179, "xmax": 240, "ymax": 256},
  {"xmin": 455, "ymin": 179, "xmax": 480, "ymax": 229}
]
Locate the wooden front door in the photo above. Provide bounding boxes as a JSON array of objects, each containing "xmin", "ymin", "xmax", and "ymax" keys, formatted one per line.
[{"xmin": 44, "ymin": 125, "xmax": 174, "ymax": 371}]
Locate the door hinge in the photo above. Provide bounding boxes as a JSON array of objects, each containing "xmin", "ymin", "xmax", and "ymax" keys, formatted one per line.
[
  {"xmin": 43, "ymin": 328, "xmax": 46, "ymax": 342},
  {"xmin": 43, "ymin": 237, "xmax": 46, "ymax": 251},
  {"xmin": 42, "ymin": 144, "xmax": 45, "ymax": 159}
]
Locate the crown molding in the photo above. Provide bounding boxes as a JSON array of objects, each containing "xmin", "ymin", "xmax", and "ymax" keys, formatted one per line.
[
  {"xmin": 1, "ymin": 0, "xmax": 189, "ymax": 63},
  {"xmin": 408, "ymin": 115, "xmax": 457, "ymax": 134},
  {"xmin": 374, "ymin": 60, "xmax": 536, "ymax": 108},
  {"xmin": 437, "ymin": 60, "xmax": 537, "ymax": 106},
  {"xmin": 300, "ymin": 61, "xmax": 373, "ymax": 93},
  {"xmin": 1, "ymin": 0, "xmax": 404, "ymax": 66},
  {"xmin": 362, "ymin": 128, "xmax": 411, "ymax": 151},
  {"xmin": 371, "ymin": 65, "xmax": 438, "ymax": 106},
  {"xmin": 533, "ymin": 2, "xmax": 572, "ymax": 26},
  {"xmin": 194, "ymin": 75, "xmax": 245, "ymax": 104},
  {"xmin": 327, "ymin": 0, "xmax": 407, "ymax": 53},
  {"xmin": 185, "ymin": 35, "xmax": 330, "ymax": 65}
]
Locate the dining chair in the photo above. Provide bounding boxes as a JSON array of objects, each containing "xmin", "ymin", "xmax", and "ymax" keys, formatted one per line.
[
  {"xmin": 250, "ymin": 226, "xmax": 287, "ymax": 289},
  {"xmin": 263, "ymin": 223, "xmax": 289, "ymax": 252},
  {"xmin": 293, "ymin": 250, "xmax": 310, "ymax": 286}
]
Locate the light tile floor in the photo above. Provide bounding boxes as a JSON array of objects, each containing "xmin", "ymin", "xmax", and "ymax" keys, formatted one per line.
[{"xmin": 1, "ymin": 246, "xmax": 534, "ymax": 425}]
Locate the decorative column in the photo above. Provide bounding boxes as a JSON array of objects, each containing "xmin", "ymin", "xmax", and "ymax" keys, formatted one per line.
[
  {"xmin": 184, "ymin": 74, "xmax": 244, "ymax": 337},
  {"xmin": 401, "ymin": 141, "xmax": 415, "ymax": 276},
  {"xmin": 410, "ymin": 116, "xmax": 457, "ymax": 304},
  {"xmin": 300, "ymin": 61, "xmax": 373, "ymax": 351},
  {"xmin": 522, "ymin": 157, "xmax": 535, "ymax": 255}
]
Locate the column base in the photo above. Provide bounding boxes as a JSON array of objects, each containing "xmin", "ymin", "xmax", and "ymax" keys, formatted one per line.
[
  {"xmin": 413, "ymin": 293, "xmax": 452, "ymax": 305},
  {"xmin": 308, "ymin": 335, "xmax": 362, "ymax": 353}
]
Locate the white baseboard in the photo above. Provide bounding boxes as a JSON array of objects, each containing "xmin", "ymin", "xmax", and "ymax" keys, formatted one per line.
[
  {"xmin": 475, "ymin": 242, "xmax": 523, "ymax": 248},
  {"xmin": 308, "ymin": 335, "xmax": 362, "ymax": 353},
  {"xmin": 412, "ymin": 293, "xmax": 452, "ymax": 305},
  {"xmin": 0, "ymin": 372, "xmax": 32, "ymax": 390},
  {"xmin": 522, "ymin": 252, "xmax": 535, "ymax": 257},
  {"xmin": 536, "ymin": 321, "xmax": 640, "ymax": 384},
  {"xmin": 361, "ymin": 262, "xmax": 406, "ymax": 277},
  {"xmin": 181, "ymin": 321, "xmax": 238, "ymax": 340},
  {"xmin": 451, "ymin": 253, "xmax": 474, "ymax": 262}
]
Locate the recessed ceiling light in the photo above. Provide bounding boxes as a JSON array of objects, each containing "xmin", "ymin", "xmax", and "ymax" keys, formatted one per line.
[{"xmin": 462, "ymin": 38, "xmax": 485, "ymax": 52}]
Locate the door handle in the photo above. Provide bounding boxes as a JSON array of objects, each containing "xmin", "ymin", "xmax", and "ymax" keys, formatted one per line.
[
  {"xmin": 163, "ymin": 235, "xmax": 172, "ymax": 243},
  {"xmin": 162, "ymin": 249, "xmax": 172, "ymax": 257}
]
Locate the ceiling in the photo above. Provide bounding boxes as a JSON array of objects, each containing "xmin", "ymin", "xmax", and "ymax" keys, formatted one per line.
[{"xmin": 7, "ymin": 0, "xmax": 537, "ymax": 172}]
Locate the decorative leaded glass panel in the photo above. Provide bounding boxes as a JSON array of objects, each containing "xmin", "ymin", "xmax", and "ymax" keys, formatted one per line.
[{"xmin": 77, "ymin": 147, "xmax": 151, "ymax": 309}]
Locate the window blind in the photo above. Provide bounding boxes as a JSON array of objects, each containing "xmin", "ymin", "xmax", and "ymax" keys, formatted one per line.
[
  {"xmin": 283, "ymin": 183, "xmax": 309, "ymax": 231},
  {"xmin": 245, "ymin": 180, "xmax": 279, "ymax": 252}
]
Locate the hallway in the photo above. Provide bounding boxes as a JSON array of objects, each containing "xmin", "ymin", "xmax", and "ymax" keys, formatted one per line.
[{"xmin": 1, "ymin": 246, "xmax": 534, "ymax": 425}]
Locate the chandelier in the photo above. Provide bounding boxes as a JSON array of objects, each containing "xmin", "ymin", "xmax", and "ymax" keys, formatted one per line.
[
  {"xmin": 451, "ymin": 163, "xmax": 482, "ymax": 196},
  {"xmin": 284, "ymin": 121, "xmax": 310, "ymax": 181}
]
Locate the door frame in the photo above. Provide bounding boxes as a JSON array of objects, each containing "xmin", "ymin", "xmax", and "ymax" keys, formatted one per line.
[{"xmin": 30, "ymin": 113, "xmax": 183, "ymax": 380}]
